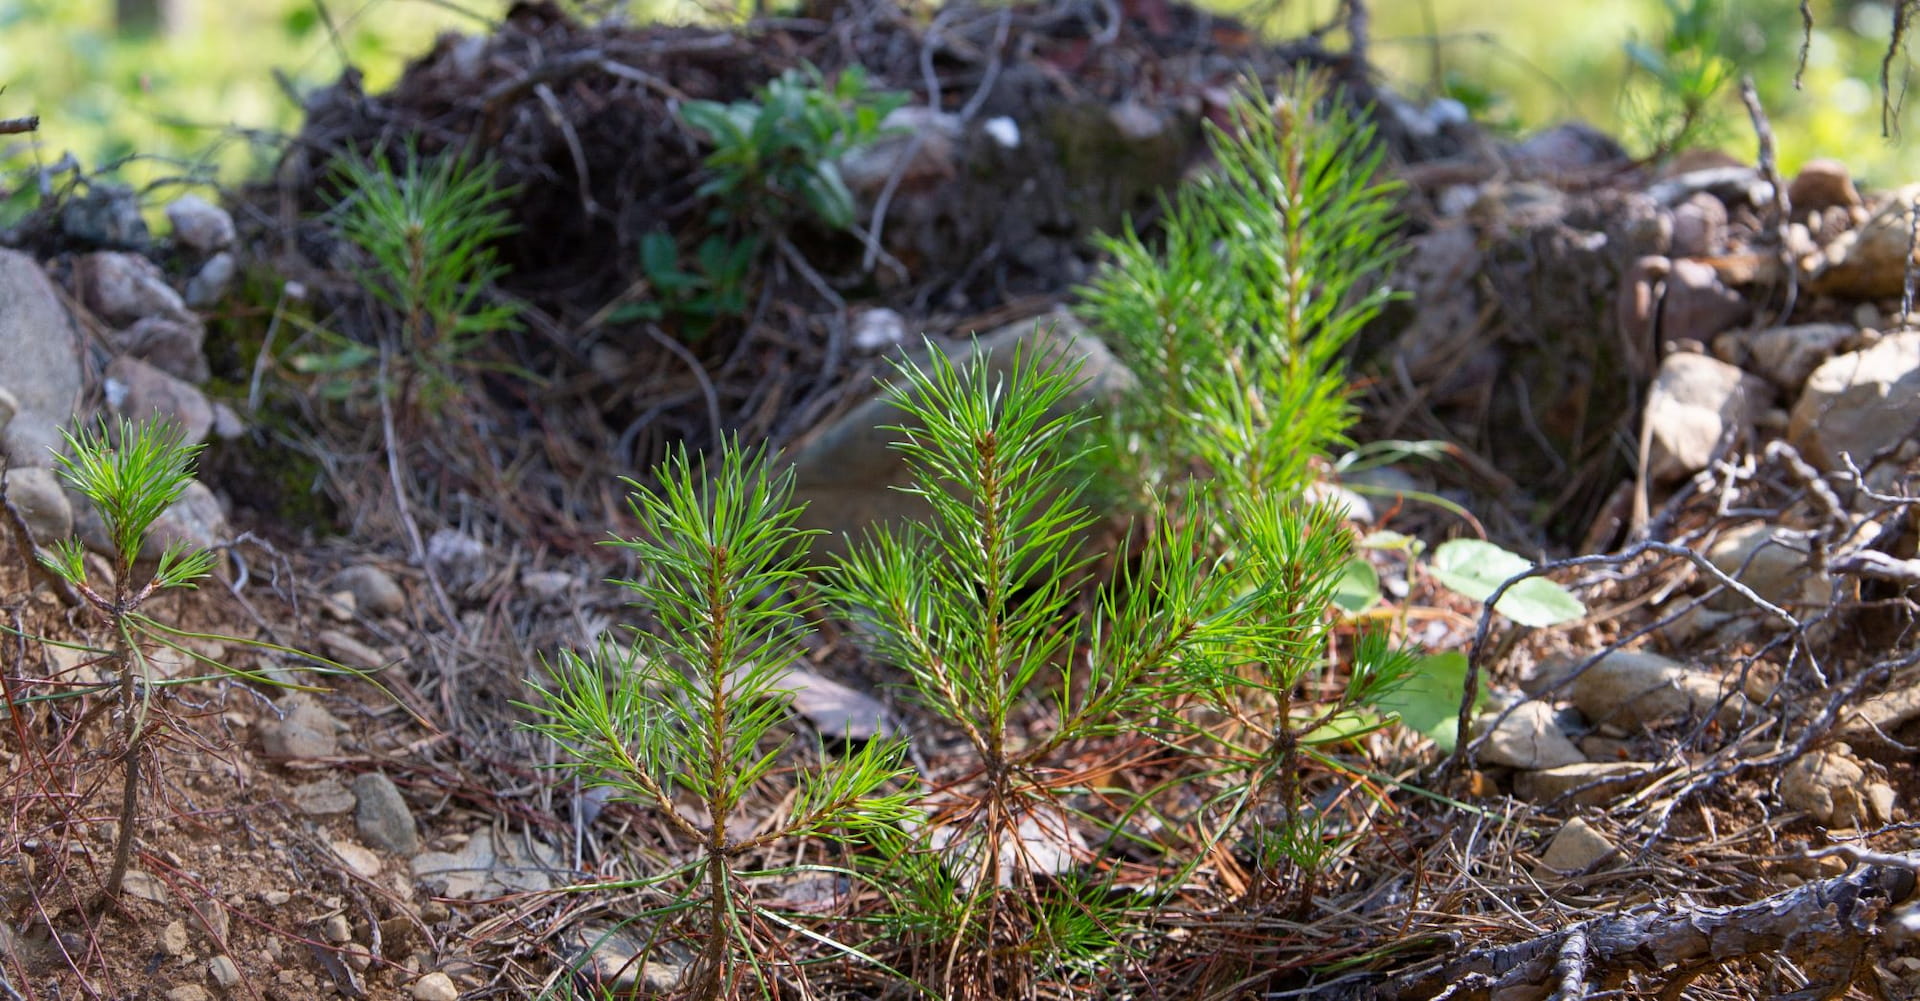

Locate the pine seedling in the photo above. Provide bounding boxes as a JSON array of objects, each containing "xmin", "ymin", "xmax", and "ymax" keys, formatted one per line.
[
  {"xmin": 829, "ymin": 342, "xmax": 1239, "ymax": 997},
  {"xmin": 38, "ymin": 417, "xmax": 217, "ymax": 902},
  {"xmin": 1077, "ymin": 73, "xmax": 1403, "ymax": 513},
  {"xmin": 326, "ymin": 143, "xmax": 520, "ymax": 413},
  {"xmin": 526, "ymin": 441, "xmax": 913, "ymax": 1000}
]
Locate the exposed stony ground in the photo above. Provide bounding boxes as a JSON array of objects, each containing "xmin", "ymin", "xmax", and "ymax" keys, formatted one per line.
[{"xmin": 3, "ymin": 2, "xmax": 1920, "ymax": 999}]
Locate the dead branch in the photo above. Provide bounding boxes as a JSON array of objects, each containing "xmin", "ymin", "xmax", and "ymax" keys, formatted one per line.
[
  {"xmin": 0, "ymin": 116, "xmax": 37, "ymax": 135},
  {"xmin": 1315, "ymin": 856, "xmax": 1917, "ymax": 1001}
]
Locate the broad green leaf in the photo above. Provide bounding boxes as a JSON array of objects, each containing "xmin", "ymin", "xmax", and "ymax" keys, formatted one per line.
[
  {"xmin": 1374, "ymin": 651, "xmax": 1479, "ymax": 751},
  {"xmin": 1429, "ymin": 539, "xmax": 1584, "ymax": 627},
  {"xmin": 1331, "ymin": 556, "xmax": 1381, "ymax": 614}
]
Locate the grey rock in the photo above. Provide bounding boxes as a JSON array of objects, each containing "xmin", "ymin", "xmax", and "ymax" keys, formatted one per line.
[
  {"xmin": 1513, "ymin": 761, "xmax": 1656, "ymax": 806},
  {"xmin": 1658, "ymin": 258, "xmax": 1748, "ymax": 347},
  {"xmin": 106, "ymin": 355, "xmax": 213, "ymax": 445},
  {"xmin": 353, "ymin": 772, "xmax": 419, "ymax": 856},
  {"xmin": 1643, "ymin": 352, "xmax": 1770, "ymax": 484},
  {"xmin": 1510, "ymin": 122, "xmax": 1626, "ymax": 172},
  {"xmin": 184, "ymin": 251, "xmax": 236, "ymax": 309},
  {"xmin": 787, "ymin": 309, "xmax": 1133, "ymax": 561},
  {"xmin": 76, "ymin": 251, "xmax": 190, "ymax": 327},
  {"xmin": 0, "ymin": 387, "xmax": 14, "ymax": 434},
  {"xmin": 1569, "ymin": 649, "xmax": 1760, "ymax": 731},
  {"xmin": 1713, "ymin": 323, "xmax": 1857, "ymax": 391},
  {"xmin": 60, "ymin": 184, "xmax": 148, "ymax": 247},
  {"xmin": 142, "ymin": 479, "xmax": 226, "ymax": 558},
  {"xmin": 210, "ymin": 402, "xmax": 245, "ymax": 440},
  {"xmin": 838, "ymin": 105, "xmax": 961, "ymax": 196},
  {"xmin": 1787, "ymin": 158, "xmax": 1862, "ymax": 214},
  {"xmin": 1669, "ymin": 192, "xmax": 1727, "ymax": 258},
  {"xmin": 111, "ymin": 315, "xmax": 209, "ymax": 384},
  {"xmin": 563, "ymin": 924, "xmax": 691, "ymax": 996},
  {"xmin": 4, "ymin": 466, "xmax": 72, "ymax": 543},
  {"xmin": 1704, "ymin": 522, "xmax": 1830, "ymax": 612},
  {"xmin": 852, "ymin": 307, "xmax": 907, "ymax": 354},
  {"xmin": 0, "ymin": 250, "xmax": 84, "ymax": 467},
  {"xmin": 1536, "ymin": 817, "xmax": 1616, "ymax": 874},
  {"xmin": 165, "ymin": 194, "xmax": 235, "ymax": 254},
  {"xmin": 207, "ymin": 955, "xmax": 239, "ymax": 988},
  {"xmin": 334, "ymin": 565, "xmax": 406, "ymax": 617},
  {"xmin": 260, "ymin": 695, "xmax": 343, "ymax": 760},
  {"xmin": 1473, "ymin": 701, "xmax": 1587, "ymax": 770},
  {"xmin": 290, "ymin": 779, "xmax": 356, "ymax": 816},
  {"xmin": 411, "ymin": 827, "xmax": 560, "ymax": 897},
  {"xmin": 1789, "ymin": 331, "xmax": 1920, "ymax": 476}
]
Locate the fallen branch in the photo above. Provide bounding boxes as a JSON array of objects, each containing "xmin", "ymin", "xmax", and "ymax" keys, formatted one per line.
[{"xmin": 1312, "ymin": 856, "xmax": 1917, "ymax": 1001}]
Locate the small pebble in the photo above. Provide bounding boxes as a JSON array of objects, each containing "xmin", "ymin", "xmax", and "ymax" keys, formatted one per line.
[{"xmin": 411, "ymin": 971, "xmax": 459, "ymax": 1001}]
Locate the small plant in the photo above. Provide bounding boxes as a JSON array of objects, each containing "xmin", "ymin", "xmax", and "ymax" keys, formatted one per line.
[
  {"xmin": 1622, "ymin": 0, "xmax": 1737, "ymax": 157},
  {"xmin": 1077, "ymin": 74, "xmax": 1403, "ymax": 513},
  {"xmin": 606, "ymin": 231, "xmax": 758, "ymax": 336},
  {"xmin": 526, "ymin": 441, "xmax": 913, "ymax": 999},
  {"xmin": 825, "ymin": 343, "xmax": 1241, "ymax": 996},
  {"xmin": 36, "ymin": 417, "xmax": 216, "ymax": 901},
  {"xmin": 680, "ymin": 63, "xmax": 905, "ymax": 234},
  {"xmin": 318, "ymin": 143, "xmax": 520, "ymax": 412}
]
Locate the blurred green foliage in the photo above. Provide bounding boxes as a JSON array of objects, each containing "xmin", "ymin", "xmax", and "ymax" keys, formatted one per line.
[
  {"xmin": 0, "ymin": 0, "xmax": 1917, "ymax": 210},
  {"xmin": 0, "ymin": 0, "xmax": 506, "ymax": 192},
  {"xmin": 1245, "ymin": 0, "xmax": 1919, "ymax": 186}
]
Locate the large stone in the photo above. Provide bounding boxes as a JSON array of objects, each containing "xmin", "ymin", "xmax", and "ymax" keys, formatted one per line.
[
  {"xmin": 1514, "ymin": 761, "xmax": 1657, "ymax": 806},
  {"xmin": 3, "ymin": 466, "xmax": 72, "ymax": 543},
  {"xmin": 1780, "ymin": 746, "xmax": 1892, "ymax": 827},
  {"xmin": 1668, "ymin": 192, "xmax": 1727, "ymax": 258},
  {"xmin": 1789, "ymin": 332, "xmax": 1920, "ymax": 475},
  {"xmin": 1643, "ymin": 353, "xmax": 1770, "ymax": 483},
  {"xmin": 106, "ymin": 355, "xmax": 213, "ymax": 445},
  {"xmin": 0, "ymin": 250, "xmax": 84, "ymax": 467},
  {"xmin": 785, "ymin": 310, "xmax": 1134, "ymax": 560},
  {"xmin": 1712, "ymin": 323, "xmax": 1857, "ymax": 392},
  {"xmin": 1536, "ymin": 817, "xmax": 1616, "ymax": 874},
  {"xmin": 145, "ymin": 479, "xmax": 227, "ymax": 558},
  {"xmin": 1704, "ymin": 522, "xmax": 1830, "ymax": 612},
  {"xmin": 333, "ymin": 565, "xmax": 406, "ymax": 617},
  {"xmin": 1473, "ymin": 701, "xmax": 1587, "ymax": 770},
  {"xmin": 1808, "ymin": 184, "xmax": 1920, "ymax": 298},
  {"xmin": 1787, "ymin": 159, "xmax": 1862, "ymax": 214},
  {"xmin": 1658, "ymin": 259, "xmax": 1748, "ymax": 347},
  {"xmin": 1568, "ymin": 649, "xmax": 1760, "ymax": 731},
  {"xmin": 75, "ymin": 251, "xmax": 191, "ymax": 327},
  {"xmin": 110, "ymin": 316, "xmax": 209, "ymax": 384},
  {"xmin": 165, "ymin": 194, "xmax": 235, "ymax": 254},
  {"xmin": 352, "ymin": 772, "xmax": 420, "ymax": 856}
]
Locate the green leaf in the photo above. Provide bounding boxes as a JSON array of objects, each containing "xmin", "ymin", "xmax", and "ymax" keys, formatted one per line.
[
  {"xmin": 1373, "ymin": 651, "xmax": 1479, "ymax": 751},
  {"xmin": 1429, "ymin": 539, "xmax": 1584, "ymax": 628},
  {"xmin": 1331, "ymin": 556, "xmax": 1380, "ymax": 614}
]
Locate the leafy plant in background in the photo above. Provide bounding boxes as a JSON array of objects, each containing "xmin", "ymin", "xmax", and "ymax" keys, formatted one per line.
[
  {"xmin": 317, "ymin": 144, "xmax": 521, "ymax": 413},
  {"xmin": 526, "ymin": 442, "xmax": 913, "ymax": 1000},
  {"xmin": 35, "ymin": 418, "xmax": 217, "ymax": 901},
  {"xmin": 618, "ymin": 64, "xmax": 904, "ymax": 334},
  {"xmin": 681, "ymin": 63, "xmax": 905, "ymax": 233}
]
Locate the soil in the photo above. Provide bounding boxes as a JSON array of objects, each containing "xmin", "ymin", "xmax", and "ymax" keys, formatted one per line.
[{"xmin": 4, "ymin": 1, "xmax": 1920, "ymax": 1000}]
